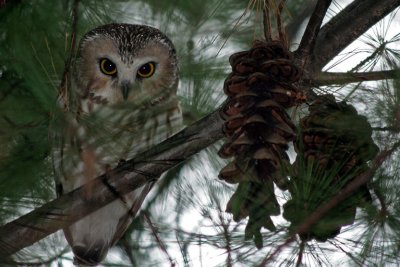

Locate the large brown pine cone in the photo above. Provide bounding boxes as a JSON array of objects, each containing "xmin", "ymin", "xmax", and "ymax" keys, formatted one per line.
[{"xmin": 218, "ymin": 40, "xmax": 303, "ymax": 247}]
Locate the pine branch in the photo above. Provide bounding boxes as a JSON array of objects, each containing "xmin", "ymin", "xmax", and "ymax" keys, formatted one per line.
[
  {"xmin": 312, "ymin": 0, "xmax": 400, "ymax": 71},
  {"xmin": 0, "ymin": 110, "xmax": 224, "ymax": 257},
  {"xmin": 257, "ymin": 141, "xmax": 400, "ymax": 266},
  {"xmin": 308, "ymin": 69, "xmax": 400, "ymax": 86},
  {"xmin": 294, "ymin": 0, "xmax": 332, "ymax": 62}
]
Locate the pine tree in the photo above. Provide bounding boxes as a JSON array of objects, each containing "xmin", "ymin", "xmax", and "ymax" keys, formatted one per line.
[{"xmin": 1, "ymin": 0, "xmax": 400, "ymax": 266}]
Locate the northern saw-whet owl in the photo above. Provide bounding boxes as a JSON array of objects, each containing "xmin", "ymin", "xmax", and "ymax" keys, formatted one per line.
[{"xmin": 53, "ymin": 23, "xmax": 182, "ymax": 266}]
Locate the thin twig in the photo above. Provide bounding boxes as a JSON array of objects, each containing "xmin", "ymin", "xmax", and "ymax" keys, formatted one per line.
[
  {"xmin": 294, "ymin": 0, "xmax": 332, "ymax": 63},
  {"xmin": 308, "ymin": 69, "xmax": 400, "ymax": 86},
  {"xmin": 372, "ymin": 126, "xmax": 400, "ymax": 132},
  {"xmin": 257, "ymin": 141, "xmax": 400, "ymax": 266},
  {"xmin": 276, "ymin": 0, "xmax": 286, "ymax": 45},
  {"xmin": 373, "ymin": 187, "xmax": 388, "ymax": 215},
  {"xmin": 263, "ymin": 0, "xmax": 272, "ymax": 41},
  {"xmin": 327, "ymin": 240, "xmax": 363, "ymax": 266},
  {"xmin": 295, "ymin": 240, "xmax": 305, "ymax": 267},
  {"xmin": 143, "ymin": 212, "xmax": 175, "ymax": 267},
  {"xmin": 218, "ymin": 207, "xmax": 233, "ymax": 267},
  {"xmin": 216, "ymin": 0, "xmax": 256, "ymax": 56}
]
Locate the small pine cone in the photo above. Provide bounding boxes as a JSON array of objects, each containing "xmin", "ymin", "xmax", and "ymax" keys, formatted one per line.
[
  {"xmin": 298, "ymin": 95, "xmax": 378, "ymax": 170},
  {"xmin": 284, "ymin": 94, "xmax": 379, "ymax": 242}
]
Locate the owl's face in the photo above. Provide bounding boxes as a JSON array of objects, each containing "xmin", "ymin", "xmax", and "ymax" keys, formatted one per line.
[{"xmin": 75, "ymin": 24, "xmax": 178, "ymax": 112}]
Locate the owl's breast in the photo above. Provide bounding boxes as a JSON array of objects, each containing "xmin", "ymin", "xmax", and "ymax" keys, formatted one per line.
[
  {"xmin": 54, "ymin": 97, "xmax": 182, "ymax": 192},
  {"xmin": 92, "ymin": 99, "xmax": 182, "ymax": 166}
]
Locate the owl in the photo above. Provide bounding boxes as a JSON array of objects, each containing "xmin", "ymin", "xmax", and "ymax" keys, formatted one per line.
[{"xmin": 53, "ymin": 23, "xmax": 182, "ymax": 266}]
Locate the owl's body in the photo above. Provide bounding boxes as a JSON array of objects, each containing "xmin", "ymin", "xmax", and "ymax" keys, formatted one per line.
[{"xmin": 53, "ymin": 24, "xmax": 181, "ymax": 265}]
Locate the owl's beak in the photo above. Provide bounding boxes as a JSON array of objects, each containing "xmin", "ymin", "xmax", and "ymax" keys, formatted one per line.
[{"xmin": 120, "ymin": 81, "xmax": 131, "ymax": 101}]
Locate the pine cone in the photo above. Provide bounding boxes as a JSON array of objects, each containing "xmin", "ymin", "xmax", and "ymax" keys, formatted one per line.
[
  {"xmin": 283, "ymin": 94, "xmax": 379, "ymax": 242},
  {"xmin": 218, "ymin": 40, "xmax": 303, "ymax": 246}
]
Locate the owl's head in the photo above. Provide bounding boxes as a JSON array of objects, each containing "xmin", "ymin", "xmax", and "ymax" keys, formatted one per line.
[{"xmin": 75, "ymin": 23, "xmax": 178, "ymax": 112}]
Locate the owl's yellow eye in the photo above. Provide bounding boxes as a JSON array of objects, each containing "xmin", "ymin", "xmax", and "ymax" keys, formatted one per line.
[
  {"xmin": 137, "ymin": 62, "xmax": 155, "ymax": 78},
  {"xmin": 100, "ymin": 58, "xmax": 117, "ymax": 76}
]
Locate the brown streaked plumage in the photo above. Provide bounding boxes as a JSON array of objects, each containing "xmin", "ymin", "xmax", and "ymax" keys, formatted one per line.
[{"xmin": 53, "ymin": 23, "xmax": 182, "ymax": 266}]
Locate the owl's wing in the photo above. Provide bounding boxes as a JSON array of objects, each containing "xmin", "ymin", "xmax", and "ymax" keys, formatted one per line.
[
  {"xmin": 51, "ymin": 111, "xmax": 79, "ymax": 196},
  {"xmin": 52, "ymin": 74, "xmax": 82, "ymax": 196},
  {"xmin": 51, "ymin": 108, "xmax": 87, "ymax": 194}
]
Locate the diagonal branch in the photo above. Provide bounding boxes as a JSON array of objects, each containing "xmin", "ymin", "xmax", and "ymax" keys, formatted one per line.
[
  {"xmin": 257, "ymin": 141, "xmax": 400, "ymax": 266},
  {"xmin": 294, "ymin": 0, "xmax": 332, "ymax": 62},
  {"xmin": 306, "ymin": 69, "xmax": 400, "ymax": 86},
  {"xmin": 0, "ymin": 110, "xmax": 224, "ymax": 257},
  {"xmin": 312, "ymin": 0, "xmax": 400, "ymax": 71}
]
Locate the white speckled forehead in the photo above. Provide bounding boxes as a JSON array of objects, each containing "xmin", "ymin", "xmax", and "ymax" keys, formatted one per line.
[{"xmin": 78, "ymin": 23, "xmax": 177, "ymax": 65}]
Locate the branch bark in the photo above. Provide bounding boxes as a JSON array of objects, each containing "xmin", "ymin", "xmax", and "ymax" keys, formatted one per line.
[
  {"xmin": 295, "ymin": 0, "xmax": 332, "ymax": 62},
  {"xmin": 0, "ymin": 110, "xmax": 224, "ymax": 257},
  {"xmin": 311, "ymin": 0, "xmax": 400, "ymax": 71}
]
